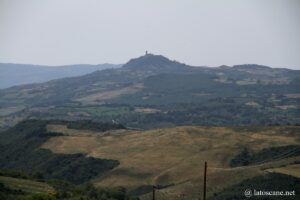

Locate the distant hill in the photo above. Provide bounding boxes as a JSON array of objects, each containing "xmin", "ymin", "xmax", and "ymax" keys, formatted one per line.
[
  {"xmin": 0, "ymin": 63, "xmax": 121, "ymax": 89},
  {"xmin": 0, "ymin": 54, "xmax": 299, "ymax": 129}
]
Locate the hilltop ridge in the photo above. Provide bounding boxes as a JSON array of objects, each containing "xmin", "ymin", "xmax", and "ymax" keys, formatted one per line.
[{"xmin": 122, "ymin": 53, "xmax": 193, "ymax": 74}]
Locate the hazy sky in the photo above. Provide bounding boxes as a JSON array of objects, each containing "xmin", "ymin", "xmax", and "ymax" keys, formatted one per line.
[{"xmin": 0, "ymin": 0, "xmax": 299, "ymax": 69}]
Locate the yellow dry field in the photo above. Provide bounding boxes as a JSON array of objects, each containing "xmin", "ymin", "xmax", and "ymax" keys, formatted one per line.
[{"xmin": 42, "ymin": 125, "xmax": 300, "ymax": 198}]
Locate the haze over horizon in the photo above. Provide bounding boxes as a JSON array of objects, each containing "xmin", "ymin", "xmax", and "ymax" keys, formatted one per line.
[{"xmin": 0, "ymin": 0, "xmax": 299, "ymax": 69}]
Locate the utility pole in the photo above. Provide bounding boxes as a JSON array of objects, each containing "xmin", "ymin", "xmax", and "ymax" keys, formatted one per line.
[
  {"xmin": 203, "ymin": 161, "xmax": 207, "ymax": 200},
  {"xmin": 181, "ymin": 193, "xmax": 185, "ymax": 200},
  {"xmin": 152, "ymin": 185, "xmax": 156, "ymax": 200}
]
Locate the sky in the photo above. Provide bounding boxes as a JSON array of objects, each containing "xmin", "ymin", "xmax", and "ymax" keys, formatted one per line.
[{"xmin": 0, "ymin": 0, "xmax": 299, "ymax": 69}]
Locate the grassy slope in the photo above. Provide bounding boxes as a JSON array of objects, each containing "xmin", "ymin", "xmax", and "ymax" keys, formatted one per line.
[
  {"xmin": 0, "ymin": 176, "xmax": 54, "ymax": 194},
  {"xmin": 42, "ymin": 125, "xmax": 300, "ymax": 199}
]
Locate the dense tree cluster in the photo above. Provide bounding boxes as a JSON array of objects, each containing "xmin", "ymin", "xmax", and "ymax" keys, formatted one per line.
[{"xmin": 230, "ymin": 145, "xmax": 300, "ymax": 167}]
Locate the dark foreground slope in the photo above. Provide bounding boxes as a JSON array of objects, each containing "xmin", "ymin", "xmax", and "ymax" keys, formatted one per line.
[
  {"xmin": 0, "ymin": 175, "xmax": 139, "ymax": 200},
  {"xmin": 213, "ymin": 173, "xmax": 300, "ymax": 200}
]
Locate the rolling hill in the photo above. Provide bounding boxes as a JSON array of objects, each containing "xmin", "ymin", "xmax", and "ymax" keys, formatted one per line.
[
  {"xmin": 44, "ymin": 124, "xmax": 300, "ymax": 198},
  {"xmin": 0, "ymin": 54, "xmax": 299, "ymax": 130},
  {"xmin": 1, "ymin": 120, "xmax": 299, "ymax": 199}
]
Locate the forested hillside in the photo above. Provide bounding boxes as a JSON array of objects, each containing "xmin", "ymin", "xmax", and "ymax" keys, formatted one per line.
[{"xmin": 0, "ymin": 54, "xmax": 299, "ymax": 130}]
